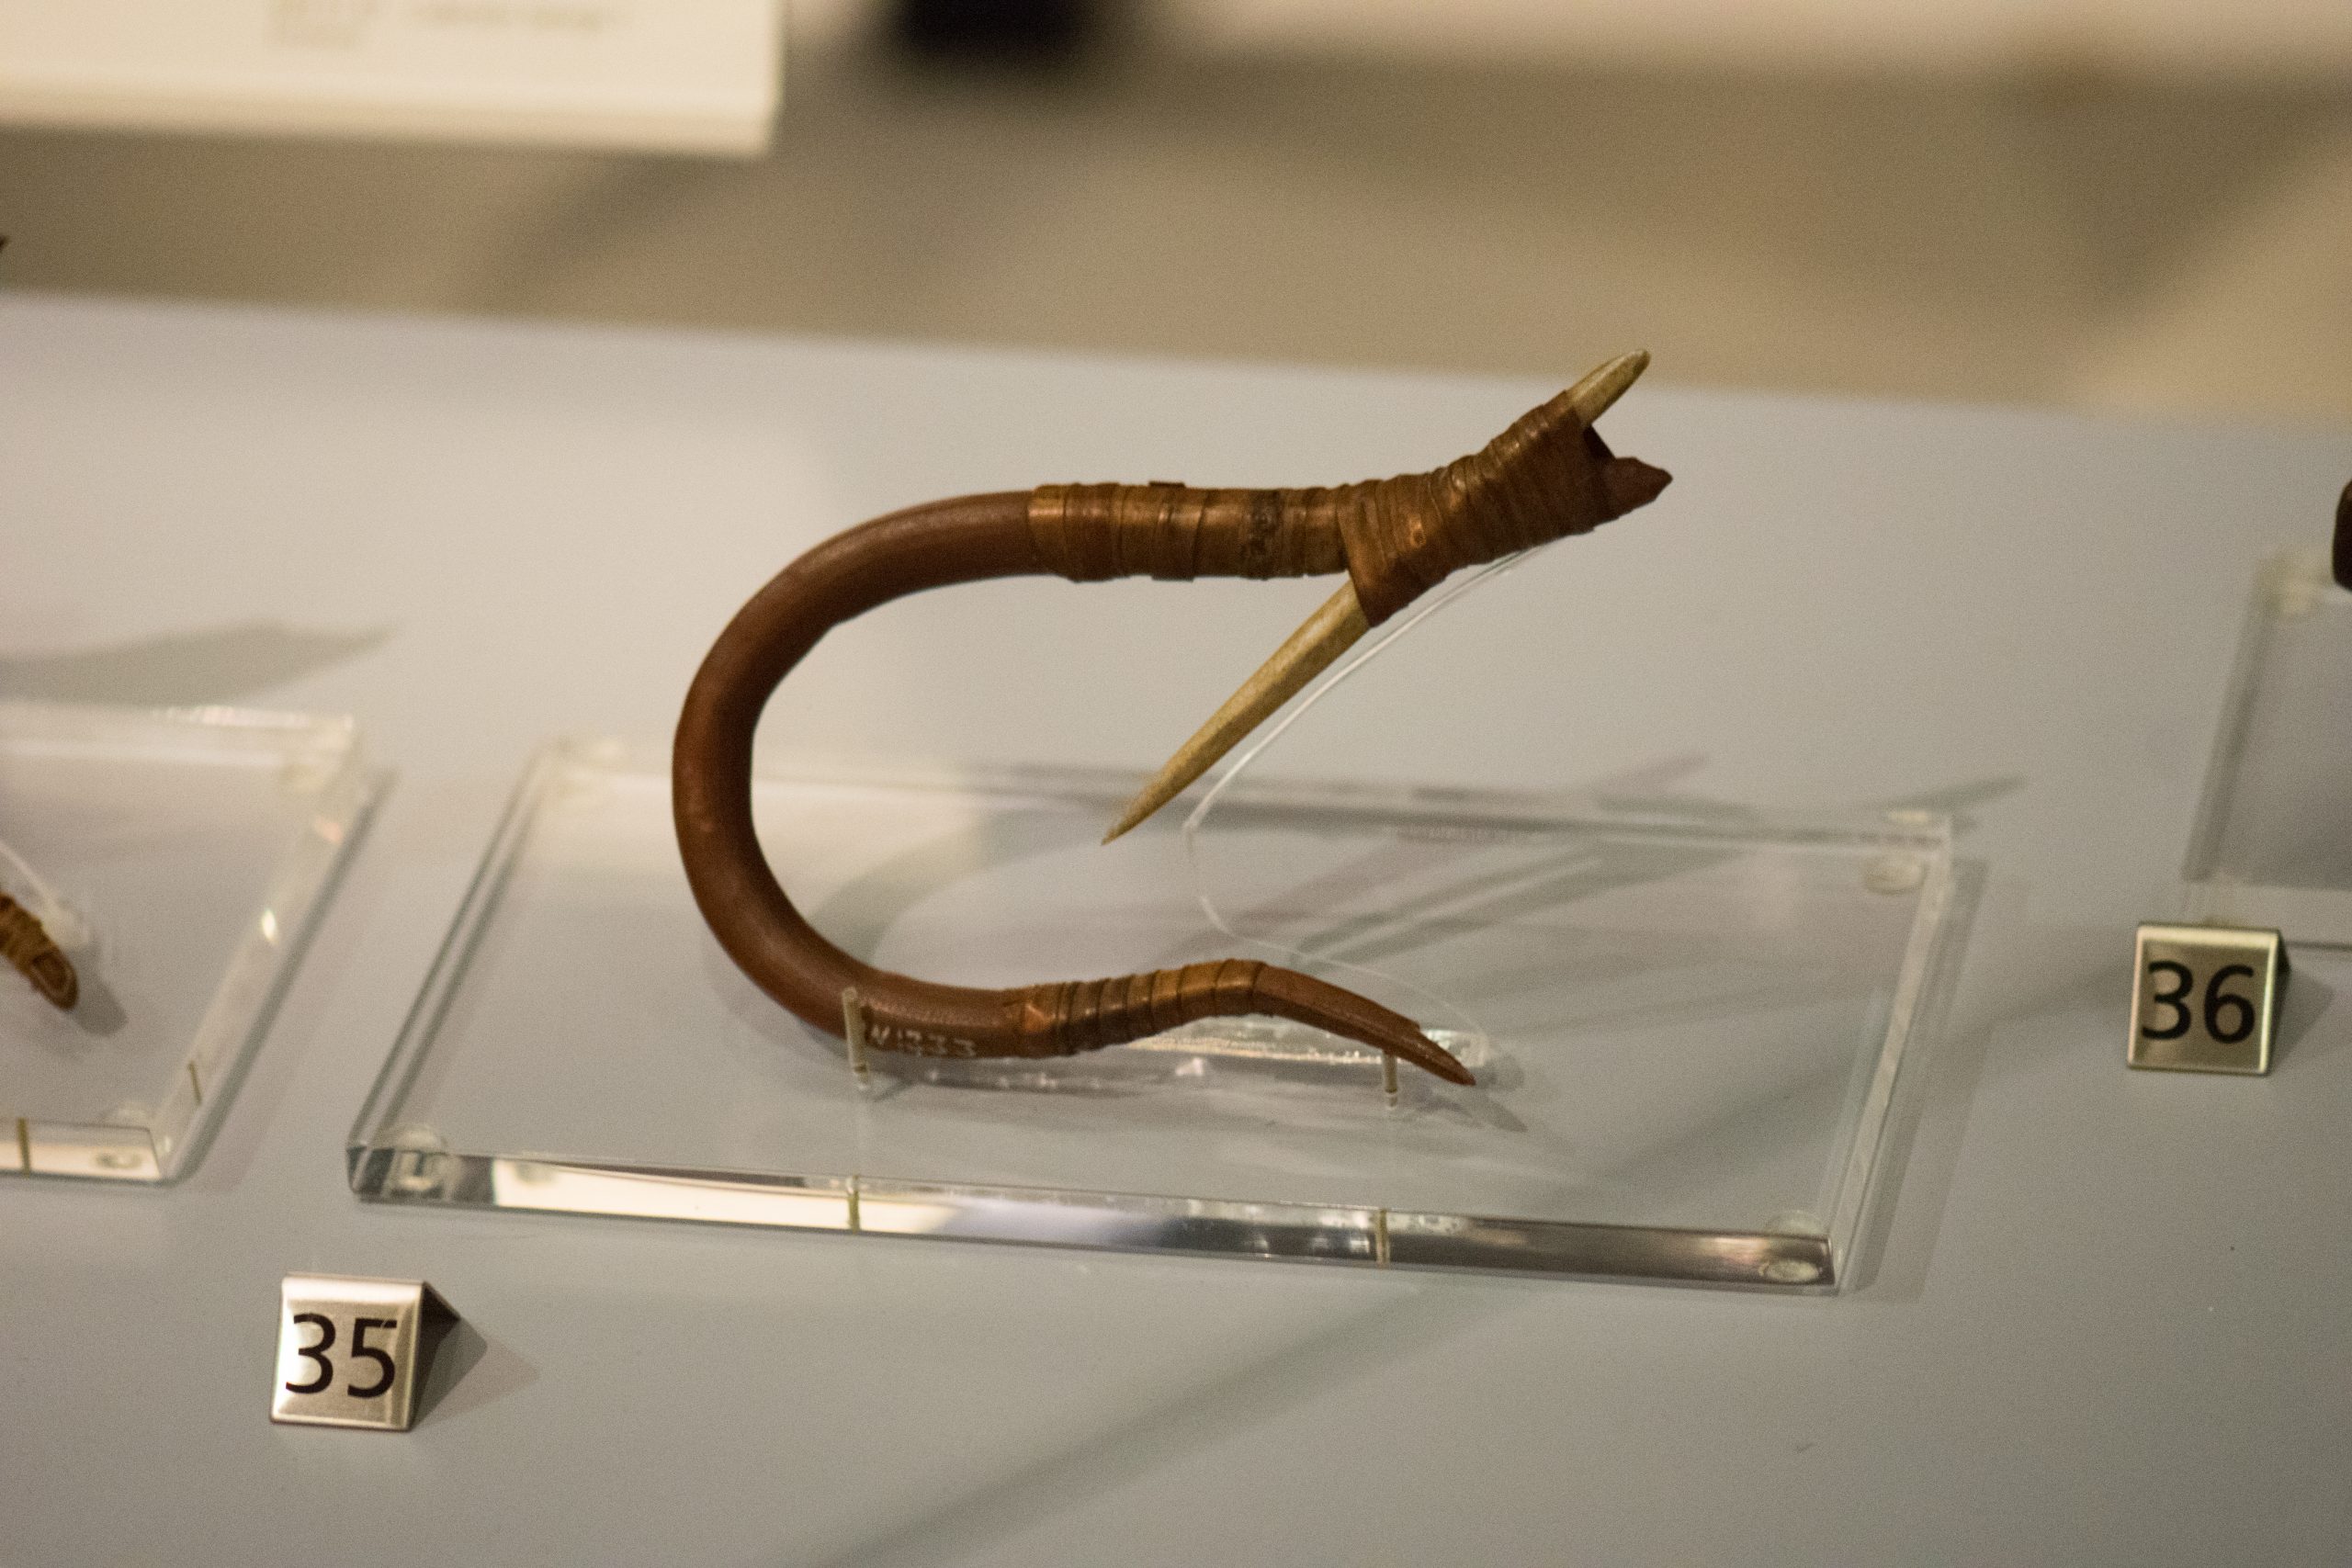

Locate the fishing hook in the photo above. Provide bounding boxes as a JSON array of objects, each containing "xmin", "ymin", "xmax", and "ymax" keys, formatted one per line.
[{"xmin": 674, "ymin": 353, "xmax": 1670, "ymax": 1085}]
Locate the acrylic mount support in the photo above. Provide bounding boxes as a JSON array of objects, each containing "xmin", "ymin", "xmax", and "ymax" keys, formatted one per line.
[
  {"xmin": 349, "ymin": 742, "xmax": 1951, "ymax": 1291},
  {"xmin": 2182, "ymin": 547, "xmax": 2352, "ymax": 944},
  {"xmin": 1, "ymin": 701, "xmax": 380, "ymax": 1182}
]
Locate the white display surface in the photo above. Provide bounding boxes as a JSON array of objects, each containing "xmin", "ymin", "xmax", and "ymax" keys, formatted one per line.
[{"xmin": 3, "ymin": 294, "xmax": 2347, "ymax": 1563}]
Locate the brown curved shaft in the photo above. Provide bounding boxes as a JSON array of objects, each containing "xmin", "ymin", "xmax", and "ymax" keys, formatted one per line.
[
  {"xmin": 0, "ymin": 894, "xmax": 76, "ymax": 1010},
  {"xmin": 673, "ymin": 390, "xmax": 1670, "ymax": 1086}
]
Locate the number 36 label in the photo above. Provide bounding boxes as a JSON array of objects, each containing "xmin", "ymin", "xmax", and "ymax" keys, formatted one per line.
[
  {"xmin": 2129, "ymin": 924, "xmax": 2289, "ymax": 1076},
  {"xmin": 271, "ymin": 1275, "xmax": 458, "ymax": 1431}
]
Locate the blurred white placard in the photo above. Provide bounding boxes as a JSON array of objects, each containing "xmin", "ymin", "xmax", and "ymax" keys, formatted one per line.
[{"xmin": 0, "ymin": 1, "xmax": 781, "ymax": 154}]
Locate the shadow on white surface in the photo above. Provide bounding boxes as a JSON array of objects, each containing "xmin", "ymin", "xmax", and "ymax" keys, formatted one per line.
[
  {"xmin": 798, "ymin": 1280, "xmax": 1498, "ymax": 1568},
  {"xmin": 416, "ymin": 1316, "xmax": 537, "ymax": 1427},
  {"xmin": 2272, "ymin": 954, "xmax": 2337, "ymax": 1068}
]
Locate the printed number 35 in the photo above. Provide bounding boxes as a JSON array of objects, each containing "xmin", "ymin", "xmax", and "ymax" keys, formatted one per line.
[{"xmin": 285, "ymin": 1313, "xmax": 400, "ymax": 1399}]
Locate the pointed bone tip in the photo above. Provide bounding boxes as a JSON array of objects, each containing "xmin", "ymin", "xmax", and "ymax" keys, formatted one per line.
[
  {"xmin": 1101, "ymin": 792, "xmax": 1161, "ymax": 844},
  {"xmin": 1563, "ymin": 350, "xmax": 1651, "ymax": 425},
  {"xmin": 1103, "ymin": 583, "xmax": 1371, "ymax": 852}
]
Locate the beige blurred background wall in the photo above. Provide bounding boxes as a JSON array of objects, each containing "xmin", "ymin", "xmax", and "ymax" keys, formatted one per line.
[{"xmin": 1, "ymin": 0, "xmax": 2347, "ymax": 424}]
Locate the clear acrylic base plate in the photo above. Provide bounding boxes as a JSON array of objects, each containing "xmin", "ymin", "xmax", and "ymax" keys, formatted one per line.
[
  {"xmin": 2, "ymin": 702, "xmax": 379, "ymax": 1181},
  {"xmin": 2183, "ymin": 547, "xmax": 2352, "ymax": 944},
  {"xmin": 351, "ymin": 743, "xmax": 1949, "ymax": 1289}
]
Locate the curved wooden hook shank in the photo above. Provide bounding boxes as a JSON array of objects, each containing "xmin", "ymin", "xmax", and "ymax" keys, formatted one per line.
[
  {"xmin": 674, "ymin": 383, "xmax": 1670, "ymax": 1086},
  {"xmin": 672, "ymin": 495, "xmax": 1476, "ymax": 1084}
]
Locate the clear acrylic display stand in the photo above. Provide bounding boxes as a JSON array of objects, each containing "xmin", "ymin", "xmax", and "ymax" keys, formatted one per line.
[
  {"xmin": 351, "ymin": 727, "xmax": 1950, "ymax": 1288},
  {"xmin": 2183, "ymin": 547, "xmax": 2352, "ymax": 944},
  {"xmin": 1, "ymin": 702, "xmax": 379, "ymax": 1180}
]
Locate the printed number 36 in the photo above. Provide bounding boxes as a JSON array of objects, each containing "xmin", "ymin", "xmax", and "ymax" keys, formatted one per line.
[
  {"xmin": 285, "ymin": 1313, "xmax": 400, "ymax": 1400},
  {"xmin": 2141, "ymin": 960, "xmax": 2256, "ymax": 1045}
]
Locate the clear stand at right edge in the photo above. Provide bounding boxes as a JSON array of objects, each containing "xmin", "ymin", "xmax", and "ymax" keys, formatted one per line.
[{"xmin": 2182, "ymin": 540, "xmax": 2352, "ymax": 945}]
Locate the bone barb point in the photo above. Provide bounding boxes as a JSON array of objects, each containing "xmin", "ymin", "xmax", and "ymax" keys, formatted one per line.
[
  {"xmin": 1106, "ymin": 350, "xmax": 1660, "ymax": 842},
  {"xmin": 1102, "ymin": 583, "xmax": 1367, "ymax": 843}
]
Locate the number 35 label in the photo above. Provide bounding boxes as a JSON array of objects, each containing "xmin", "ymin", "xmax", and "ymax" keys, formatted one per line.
[
  {"xmin": 271, "ymin": 1275, "xmax": 458, "ymax": 1431},
  {"xmin": 2129, "ymin": 924, "xmax": 2289, "ymax": 1076}
]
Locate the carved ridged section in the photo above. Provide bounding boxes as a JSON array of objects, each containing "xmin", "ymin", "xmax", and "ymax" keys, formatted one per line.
[
  {"xmin": 1015, "ymin": 959, "xmax": 1269, "ymax": 1055},
  {"xmin": 1028, "ymin": 484, "xmax": 1348, "ymax": 582},
  {"xmin": 1030, "ymin": 389, "xmax": 1649, "ymax": 626},
  {"xmin": 1338, "ymin": 392, "xmax": 1620, "ymax": 623}
]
